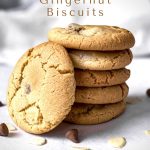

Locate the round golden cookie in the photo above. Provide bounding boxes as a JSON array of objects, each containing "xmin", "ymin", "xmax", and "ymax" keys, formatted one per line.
[
  {"xmin": 65, "ymin": 100, "xmax": 126, "ymax": 125},
  {"xmin": 7, "ymin": 42, "xmax": 76, "ymax": 134},
  {"xmin": 75, "ymin": 68, "xmax": 130, "ymax": 87},
  {"xmin": 69, "ymin": 49, "xmax": 132, "ymax": 70},
  {"xmin": 75, "ymin": 83, "xmax": 128, "ymax": 104},
  {"xmin": 48, "ymin": 24, "xmax": 135, "ymax": 51}
]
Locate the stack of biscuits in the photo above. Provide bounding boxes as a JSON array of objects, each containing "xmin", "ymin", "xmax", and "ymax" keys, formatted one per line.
[
  {"xmin": 7, "ymin": 23, "xmax": 135, "ymax": 135},
  {"xmin": 48, "ymin": 23, "xmax": 135, "ymax": 125}
]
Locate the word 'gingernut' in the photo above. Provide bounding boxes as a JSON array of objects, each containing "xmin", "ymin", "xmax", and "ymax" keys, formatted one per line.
[
  {"xmin": 65, "ymin": 129, "xmax": 79, "ymax": 143},
  {"xmin": 0, "ymin": 123, "xmax": 9, "ymax": 136}
]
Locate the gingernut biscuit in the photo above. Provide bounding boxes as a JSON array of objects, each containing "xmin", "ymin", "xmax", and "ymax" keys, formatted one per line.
[
  {"xmin": 65, "ymin": 100, "xmax": 126, "ymax": 125},
  {"xmin": 7, "ymin": 42, "xmax": 76, "ymax": 134},
  {"xmin": 75, "ymin": 83, "xmax": 128, "ymax": 104},
  {"xmin": 75, "ymin": 68, "xmax": 130, "ymax": 87},
  {"xmin": 68, "ymin": 49, "xmax": 132, "ymax": 70},
  {"xmin": 48, "ymin": 24, "xmax": 135, "ymax": 51}
]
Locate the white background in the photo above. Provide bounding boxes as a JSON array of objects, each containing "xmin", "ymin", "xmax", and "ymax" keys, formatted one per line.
[
  {"xmin": 0, "ymin": 0, "xmax": 150, "ymax": 64},
  {"xmin": 0, "ymin": 0, "xmax": 150, "ymax": 149}
]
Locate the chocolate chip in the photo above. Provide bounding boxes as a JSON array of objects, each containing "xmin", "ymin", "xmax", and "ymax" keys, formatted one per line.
[
  {"xmin": 65, "ymin": 129, "xmax": 79, "ymax": 143},
  {"xmin": 67, "ymin": 23, "xmax": 82, "ymax": 32},
  {"xmin": 0, "ymin": 123, "xmax": 9, "ymax": 136},
  {"xmin": 25, "ymin": 84, "xmax": 31, "ymax": 94},
  {"xmin": 0, "ymin": 101, "xmax": 5, "ymax": 107},
  {"xmin": 146, "ymin": 89, "xmax": 150, "ymax": 97}
]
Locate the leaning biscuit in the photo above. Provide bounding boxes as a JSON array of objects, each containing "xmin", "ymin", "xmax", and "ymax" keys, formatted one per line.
[
  {"xmin": 65, "ymin": 100, "xmax": 126, "ymax": 125},
  {"xmin": 69, "ymin": 49, "xmax": 132, "ymax": 70},
  {"xmin": 75, "ymin": 83, "xmax": 128, "ymax": 104},
  {"xmin": 7, "ymin": 42, "xmax": 75, "ymax": 134},
  {"xmin": 48, "ymin": 24, "xmax": 135, "ymax": 51},
  {"xmin": 75, "ymin": 68, "xmax": 130, "ymax": 87}
]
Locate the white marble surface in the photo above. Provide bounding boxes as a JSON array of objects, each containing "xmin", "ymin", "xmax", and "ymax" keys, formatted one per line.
[{"xmin": 0, "ymin": 58, "xmax": 150, "ymax": 150}]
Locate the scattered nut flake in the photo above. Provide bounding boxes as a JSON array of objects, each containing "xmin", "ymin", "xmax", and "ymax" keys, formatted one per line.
[
  {"xmin": 108, "ymin": 137, "xmax": 126, "ymax": 148},
  {"xmin": 79, "ymin": 28, "xmax": 99, "ymax": 37},
  {"xmin": 29, "ymin": 137, "xmax": 47, "ymax": 146},
  {"xmin": 144, "ymin": 130, "xmax": 150, "ymax": 135},
  {"xmin": 126, "ymin": 97, "xmax": 142, "ymax": 104},
  {"xmin": 6, "ymin": 124, "xmax": 17, "ymax": 131},
  {"xmin": 72, "ymin": 147, "xmax": 91, "ymax": 150}
]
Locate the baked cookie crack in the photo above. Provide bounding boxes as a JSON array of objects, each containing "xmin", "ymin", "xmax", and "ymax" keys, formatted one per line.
[
  {"xmin": 126, "ymin": 49, "xmax": 133, "ymax": 61},
  {"xmin": 78, "ymin": 37, "xmax": 84, "ymax": 49},
  {"xmin": 89, "ymin": 71, "xmax": 97, "ymax": 84},
  {"xmin": 111, "ymin": 54, "xmax": 122, "ymax": 68},
  {"xmin": 10, "ymin": 48, "xmax": 34, "ymax": 105},
  {"xmin": 119, "ymin": 84, "xmax": 125, "ymax": 98},
  {"xmin": 71, "ymin": 105, "xmax": 96, "ymax": 116},
  {"xmin": 19, "ymin": 102, "xmax": 36, "ymax": 112}
]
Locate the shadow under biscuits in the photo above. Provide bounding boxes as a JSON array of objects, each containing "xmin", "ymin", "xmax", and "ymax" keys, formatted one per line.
[
  {"xmin": 43, "ymin": 95, "xmax": 150, "ymax": 141},
  {"xmin": 85, "ymin": 95, "xmax": 150, "ymax": 138},
  {"xmin": 42, "ymin": 122, "xmax": 74, "ymax": 139},
  {"xmin": 44, "ymin": 121, "xmax": 102, "ymax": 142},
  {"xmin": 8, "ymin": 132, "xmax": 21, "ymax": 138}
]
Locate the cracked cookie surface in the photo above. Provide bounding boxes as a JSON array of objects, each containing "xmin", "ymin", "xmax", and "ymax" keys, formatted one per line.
[
  {"xmin": 65, "ymin": 100, "xmax": 126, "ymax": 125},
  {"xmin": 48, "ymin": 24, "xmax": 135, "ymax": 50},
  {"xmin": 7, "ymin": 42, "xmax": 75, "ymax": 134},
  {"xmin": 68, "ymin": 49, "xmax": 132, "ymax": 70},
  {"xmin": 75, "ymin": 83, "xmax": 128, "ymax": 104},
  {"xmin": 75, "ymin": 68, "xmax": 130, "ymax": 87}
]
